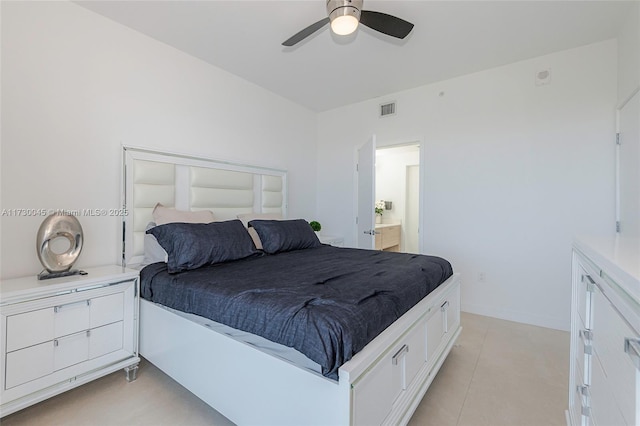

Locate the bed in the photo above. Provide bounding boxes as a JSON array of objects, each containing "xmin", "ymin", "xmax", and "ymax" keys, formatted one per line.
[{"xmin": 122, "ymin": 146, "xmax": 461, "ymax": 425}]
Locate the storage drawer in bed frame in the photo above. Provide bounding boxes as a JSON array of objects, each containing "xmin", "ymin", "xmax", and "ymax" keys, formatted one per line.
[{"xmin": 351, "ymin": 279, "xmax": 461, "ymax": 425}]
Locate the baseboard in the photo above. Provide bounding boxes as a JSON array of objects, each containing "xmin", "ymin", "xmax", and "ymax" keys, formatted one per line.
[{"xmin": 461, "ymin": 303, "xmax": 569, "ymax": 331}]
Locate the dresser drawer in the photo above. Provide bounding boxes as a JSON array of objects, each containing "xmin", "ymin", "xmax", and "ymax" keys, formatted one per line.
[
  {"xmin": 5, "ymin": 342, "xmax": 54, "ymax": 389},
  {"xmin": 592, "ymin": 288, "xmax": 638, "ymax": 425},
  {"xmin": 3, "ymin": 322, "xmax": 127, "ymax": 394},
  {"xmin": 577, "ymin": 267, "xmax": 595, "ymax": 329},
  {"xmin": 5, "ymin": 308, "xmax": 54, "ymax": 352},
  {"xmin": 6, "ymin": 299, "xmax": 91, "ymax": 352},
  {"xmin": 572, "ymin": 367, "xmax": 589, "ymax": 426},
  {"xmin": 590, "ymin": 351, "xmax": 626, "ymax": 426},
  {"xmin": 54, "ymin": 331, "xmax": 90, "ymax": 371},
  {"xmin": 5, "ymin": 291, "xmax": 126, "ymax": 354},
  {"xmin": 576, "ymin": 328, "xmax": 592, "ymax": 386},
  {"xmin": 55, "ymin": 299, "xmax": 91, "ymax": 338},
  {"xmin": 89, "ymin": 322, "xmax": 124, "ymax": 359},
  {"xmin": 90, "ymin": 292, "xmax": 124, "ymax": 328}
]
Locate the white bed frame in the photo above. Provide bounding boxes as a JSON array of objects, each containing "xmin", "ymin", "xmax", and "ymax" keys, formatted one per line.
[{"xmin": 122, "ymin": 146, "xmax": 461, "ymax": 425}]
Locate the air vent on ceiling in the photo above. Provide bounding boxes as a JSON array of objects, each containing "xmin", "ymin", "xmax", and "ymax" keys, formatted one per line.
[{"xmin": 380, "ymin": 102, "xmax": 396, "ymax": 117}]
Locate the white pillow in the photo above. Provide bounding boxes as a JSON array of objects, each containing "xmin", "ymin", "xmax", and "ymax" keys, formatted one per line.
[
  {"xmin": 152, "ymin": 203, "xmax": 215, "ymax": 225},
  {"xmin": 143, "ymin": 205, "xmax": 216, "ymax": 266},
  {"xmin": 237, "ymin": 212, "xmax": 282, "ymax": 250},
  {"xmin": 142, "ymin": 222, "xmax": 168, "ymax": 265}
]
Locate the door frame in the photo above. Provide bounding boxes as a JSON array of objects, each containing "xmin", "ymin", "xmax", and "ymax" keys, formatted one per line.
[
  {"xmin": 615, "ymin": 86, "xmax": 640, "ymax": 235},
  {"xmin": 355, "ymin": 136, "xmax": 426, "ymax": 253}
]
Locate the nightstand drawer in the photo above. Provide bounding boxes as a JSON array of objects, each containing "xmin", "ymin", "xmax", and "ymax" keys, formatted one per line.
[
  {"xmin": 6, "ymin": 308, "xmax": 54, "ymax": 352},
  {"xmin": 5, "ymin": 342, "xmax": 54, "ymax": 389},
  {"xmin": 91, "ymin": 292, "xmax": 124, "ymax": 328},
  {"xmin": 89, "ymin": 322, "xmax": 124, "ymax": 359},
  {"xmin": 54, "ymin": 331, "xmax": 90, "ymax": 371},
  {"xmin": 55, "ymin": 299, "xmax": 91, "ymax": 338},
  {"xmin": 6, "ymin": 300, "xmax": 91, "ymax": 352},
  {"xmin": 6, "ymin": 291, "xmax": 126, "ymax": 354}
]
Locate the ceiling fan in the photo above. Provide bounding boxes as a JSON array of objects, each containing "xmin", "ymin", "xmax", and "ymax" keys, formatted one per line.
[{"xmin": 282, "ymin": 0, "xmax": 414, "ymax": 47}]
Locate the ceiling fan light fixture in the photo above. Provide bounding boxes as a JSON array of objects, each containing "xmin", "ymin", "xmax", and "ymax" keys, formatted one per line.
[
  {"xmin": 327, "ymin": 0, "xmax": 362, "ymax": 36},
  {"xmin": 330, "ymin": 14, "xmax": 359, "ymax": 35},
  {"xmin": 282, "ymin": 0, "xmax": 413, "ymax": 47}
]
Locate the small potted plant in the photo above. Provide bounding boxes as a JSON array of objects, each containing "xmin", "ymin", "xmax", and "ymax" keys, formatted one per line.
[
  {"xmin": 375, "ymin": 200, "xmax": 385, "ymax": 224},
  {"xmin": 309, "ymin": 220, "xmax": 322, "ymax": 233}
]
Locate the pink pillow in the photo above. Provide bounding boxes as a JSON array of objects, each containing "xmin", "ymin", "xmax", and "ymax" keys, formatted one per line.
[
  {"xmin": 237, "ymin": 213, "xmax": 282, "ymax": 249},
  {"xmin": 152, "ymin": 203, "xmax": 215, "ymax": 225}
]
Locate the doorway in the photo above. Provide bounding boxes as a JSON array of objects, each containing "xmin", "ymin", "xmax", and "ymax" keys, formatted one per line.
[{"xmin": 374, "ymin": 143, "xmax": 421, "ymax": 253}]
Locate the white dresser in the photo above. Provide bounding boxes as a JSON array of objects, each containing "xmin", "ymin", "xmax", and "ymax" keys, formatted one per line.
[
  {"xmin": 0, "ymin": 266, "xmax": 140, "ymax": 417},
  {"xmin": 568, "ymin": 237, "xmax": 640, "ymax": 426}
]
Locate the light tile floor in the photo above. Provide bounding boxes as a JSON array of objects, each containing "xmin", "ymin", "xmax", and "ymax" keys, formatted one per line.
[
  {"xmin": 1, "ymin": 312, "xmax": 569, "ymax": 426},
  {"xmin": 409, "ymin": 313, "xmax": 569, "ymax": 426}
]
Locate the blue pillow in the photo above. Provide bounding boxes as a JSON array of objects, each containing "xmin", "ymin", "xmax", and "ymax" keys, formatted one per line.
[
  {"xmin": 147, "ymin": 219, "xmax": 259, "ymax": 273},
  {"xmin": 248, "ymin": 219, "xmax": 321, "ymax": 254}
]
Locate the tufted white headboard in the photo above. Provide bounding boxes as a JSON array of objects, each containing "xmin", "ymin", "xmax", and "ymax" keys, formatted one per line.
[{"xmin": 122, "ymin": 146, "xmax": 287, "ymax": 266}]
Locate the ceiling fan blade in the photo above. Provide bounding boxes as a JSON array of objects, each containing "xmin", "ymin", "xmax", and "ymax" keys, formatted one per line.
[
  {"xmin": 282, "ymin": 17, "xmax": 330, "ymax": 46},
  {"xmin": 360, "ymin": 10, "xmax": 414, "ymax": 39}
]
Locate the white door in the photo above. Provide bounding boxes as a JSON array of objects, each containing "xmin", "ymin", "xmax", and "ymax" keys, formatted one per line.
[
  {"xmin": 618, "ymin": 91, "xmax": 640, "ymax": 238},
  {"xmin": 357, "ymin": 136, "xmax": 376, "ymax": 249},
  {"xmin": 405, "ymin": 165, "xmax": 420, "ymax": 253}
]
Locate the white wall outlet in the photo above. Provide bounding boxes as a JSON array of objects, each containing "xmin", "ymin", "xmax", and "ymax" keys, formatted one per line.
[{"xmin": 478, "ymin": 272, "xmax": 486, "ymax": 282}]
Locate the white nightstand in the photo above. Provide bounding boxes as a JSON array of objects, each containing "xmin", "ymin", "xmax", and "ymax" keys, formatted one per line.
[
  {"xmin": 0, "ymin": 266, "xmax": 140, "ymax": 417},
  {"xmin": 318, "ymin": 234, "xmax": 344, "ymax": 247}
]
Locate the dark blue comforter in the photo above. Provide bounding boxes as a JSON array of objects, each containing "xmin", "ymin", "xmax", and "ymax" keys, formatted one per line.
[{"xmin": 140, "ymin": 245, "xmax": 453, "ymax": 380}]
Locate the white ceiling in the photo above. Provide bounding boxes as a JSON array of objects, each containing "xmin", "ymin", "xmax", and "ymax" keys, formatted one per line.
[{"xmin": 76, "ymin": 1, "xmax": 633, "ymax": 112}]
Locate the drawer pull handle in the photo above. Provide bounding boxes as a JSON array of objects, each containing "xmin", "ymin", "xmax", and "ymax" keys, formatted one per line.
[
  {"xmin": 582, "ymin": 274, "xmax": 596, "ymax": 293},
  {"xmin": 624, "ymin": 338, "xmax": 640, "ymax": 372},
  {"xmin": 392, "ymin": 344, "xmax": 409, "ymax": 365},
  {"xmin": 54, "ymin": 299, "xmax": 90, "ymax": 313},
  {"xmin": 580, "ymin": 330, "xmax": 593, "ymax": 355},
  {"xmin": 440, "ymin": 300, "xmax": 449, "ymax": 312},
  {"xmin": 579, "ymin": 329, "xmax": 593, "ymax": 341},
  {"xmin": 54, "ymin": 339, "xmax": 59, "ymax": 347},
  {"xmin": 582, "ymin": 274, "xmax": 595, "ymax": 285},
  {"xmin": 577, "ymin": 384, "xmax": 591, "ymax": 398}
]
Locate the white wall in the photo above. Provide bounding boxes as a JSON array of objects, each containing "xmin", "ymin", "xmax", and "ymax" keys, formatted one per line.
[
  {"xmin": 0, "ymin": 1, "xmax": 317, "ymax": 279},
  {"xmin": 317, "ymin": 40, "xmax": 618, "ymax": 330},
  {"xmin": 617, "ymin": 1, "xmax": 639, "ymax": 103}
]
